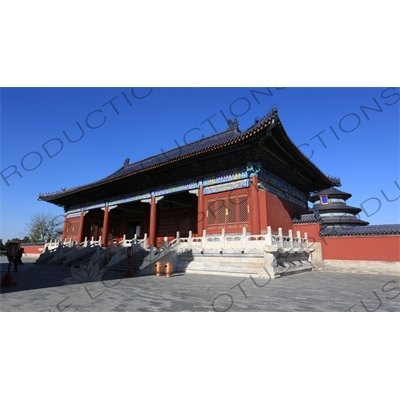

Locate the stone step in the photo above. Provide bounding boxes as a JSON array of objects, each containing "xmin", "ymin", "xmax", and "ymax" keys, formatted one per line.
[
  {"xmin": 274, "ymin": 260, "xmax": 313, "ymax": 278},
  {"xmin": 109, "ymin": 251, "xmax": 148, "ymax": 272}
]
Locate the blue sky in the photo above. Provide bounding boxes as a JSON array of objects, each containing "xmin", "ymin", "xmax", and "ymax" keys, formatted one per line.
[{"xmin": 1, "ymin": 87, "xmax": 399, "ymax": 241}]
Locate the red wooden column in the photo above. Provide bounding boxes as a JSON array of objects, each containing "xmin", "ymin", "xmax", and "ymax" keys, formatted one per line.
[
  {"xmin": 141, "ymin": 195, "xmax": 162, "ymax": 247},
  {"xmin": 101, "ymin": 205, "xmax": 117, "ymax": 246},
  {"xmin": 102, "ymin": 206, "xmax": 110, "ymax": 246},
  {"xmin": 197, "ymin": 184, "xmax": 205, "ymax": 235},
  {"xmin": 149, "ymin": 196, "xmax": 157, "ymax": 247},
  {"xmin": 250, "ymin": 174, "xmax": 261, "ymax": 235}
]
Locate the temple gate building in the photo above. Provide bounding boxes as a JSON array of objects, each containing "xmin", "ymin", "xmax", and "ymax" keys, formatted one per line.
[
  {"xmin": 39, "ymin": 107, "xmax": 340, "ymax": 245},
  {"xmin": 38, "ymin": 107, "xmax": 400, "ymax": 277}
]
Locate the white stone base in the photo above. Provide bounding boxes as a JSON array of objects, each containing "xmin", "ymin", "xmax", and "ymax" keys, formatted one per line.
[
  {"xmin": 317, "ymin": 259, "xmax": 400, "ymax": 276},
  {"xmin": 177, "ymin": 251, "xmax": 312, "ymax": 279}
]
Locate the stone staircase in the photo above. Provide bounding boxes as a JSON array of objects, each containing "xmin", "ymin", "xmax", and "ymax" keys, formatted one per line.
[
  {"xmin": 136, "ymin": 249, "xmax": 179, "ymax": 277},
  {"xmin": 108, "ymin": 247, "xmax": 149, "ymax": 274}
]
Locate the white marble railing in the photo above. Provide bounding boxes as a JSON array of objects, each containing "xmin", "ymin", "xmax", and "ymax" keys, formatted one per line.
[
  {"xmin": 137, "ymin": 234, "xmax": 183, "ymax": 270},
  {"xmin": 105, "ymin": 234, "xmax": 149, "ymax": 269},
  {"xmin": 116, "ymin": 234, "xmax": 148, "ymax": 249},
  {"xmin": 59, "ymin": 227, "xmax": 308, "ymax": 255},
  {"xmin": 176, "ymin": 227, "xmax": 309, "ymax": 253},
  {"xmin": 42, "ymin": 234, "xmax": 148, "ymax": 268},
  {"xmin": 44, "ymin": 239, "xmax": 68, "ymax": 251},
  {"xmin": 51, "ymin": 226, "xmax": 310, "ymax": 270},
  {"xmin": 38, "ymin": 236, "xmax": 100, "ymax": 265},
  {"xmin": 43, "ymin": 236, "xmax": 103, "ymax": 252}
]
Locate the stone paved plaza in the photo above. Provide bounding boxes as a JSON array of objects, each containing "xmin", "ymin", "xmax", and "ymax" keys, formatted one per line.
[{"xmin": 0, "ymin": 256, "xmax": 399, "ymax": 312}]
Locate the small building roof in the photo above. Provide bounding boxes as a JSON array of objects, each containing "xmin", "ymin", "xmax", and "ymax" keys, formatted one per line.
[
  {"xmin": 309, "ymin": 187, "xmax": 352, "ymax": 202},
  {"xmin": 312, "ymin": 203, "xmax": 363, "ymax": 214}
]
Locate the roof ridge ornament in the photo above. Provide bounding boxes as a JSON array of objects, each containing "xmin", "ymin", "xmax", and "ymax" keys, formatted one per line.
[
  {"xmin": 326, "ymin": 174, "xmax": 341, "ymax": 184},
  {"xmin": 246, "ymin": 163, "xmax": 261, "ymax": 176},
  {"xmin": 123, "ymin": 158, "xmax": 130, "ymax": 168},
  {"xmin": 227, "ymin": 118, "xmax": 239, "ymax": 133}
]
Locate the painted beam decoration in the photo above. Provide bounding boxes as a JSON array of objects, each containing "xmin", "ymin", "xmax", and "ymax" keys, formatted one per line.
[
  {"xmin": 154, "ymin": 181, "xmax": 198, "ymax": 197},
  {"xmin": 203, "ymin": 170, "xmax": 248, "ymax": 187},
  {"xmin": 67, "ymin": 168, "xmax": 252, "ymax": 212},
  {"xmin": 203, "ymin": 179, "xmax": 250, "ymax": 195},
  {"xmin": 258, "ymin": 168, "xmax": 308, "ymax": 208},
  {"xmin": 66, "ymin": 165, "xmax": 308, "ymax": 211},
  {"xmin": 108, "ymin": 193, "xmax": 151, "ymax": 206},
  {"xmin": 68, "ymin": 202, "xmax": 106, "ymax": 213},
  {"xmin": 67, "ymin": 211, "xmax": 82, "ymax": 219},
  {"xmin": 67, "ymin": 193, "xmax": 152, "ymax": 213}
]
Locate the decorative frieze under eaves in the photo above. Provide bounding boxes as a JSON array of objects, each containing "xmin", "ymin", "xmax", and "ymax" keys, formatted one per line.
[
  {"xmin": 66, "ymin": 166, "xmax": 254, "ymax": 214},
  {"xmin": 258, "ymin": 168, "xmax": 308, "ymax": 208}
]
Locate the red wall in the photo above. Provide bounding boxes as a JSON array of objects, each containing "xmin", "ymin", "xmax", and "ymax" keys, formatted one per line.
[
  {"xmin": 294, "ymin": 223, "xmax": 400, "ymax": 262},
  {"xmin": 293, "ymin": 223, "xmax": 321, "ymax": 246},
  {"xmin": 322, "ymin": 235, "xmax": 400, "ymax": 262},
  {"xmin": 20, "ymin": 243, "xmax": 45, "ymax": 255},
  {"xmin": 64, "ymin": 216, "xmax": 80, "ymax": 242},
  {"xmin": 264, "ymin": 191, "xmax": 308, "ymax": 233}
]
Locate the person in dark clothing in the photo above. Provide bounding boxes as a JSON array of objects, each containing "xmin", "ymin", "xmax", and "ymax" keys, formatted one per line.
[{"xmin": 13, "ymin": 247, "xmax": 24, "ymax": 272}]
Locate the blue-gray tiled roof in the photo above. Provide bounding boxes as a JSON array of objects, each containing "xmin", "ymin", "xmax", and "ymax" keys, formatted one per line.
[
  {"xmin": 38, "ymin": 106, "xmax": 341, "ymax": 203},
  {"xmin": 320, "ymin": 224, "xmax": 400, "ymax": 236},
  {"xmin": 293, "ymin": 214, "xmax": 322, "ymax": 224}
]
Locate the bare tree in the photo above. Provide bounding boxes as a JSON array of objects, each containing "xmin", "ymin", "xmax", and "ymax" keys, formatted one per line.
[{"xmin": 26, "ymin": 212, "xmax": 63, "ymax": 242}]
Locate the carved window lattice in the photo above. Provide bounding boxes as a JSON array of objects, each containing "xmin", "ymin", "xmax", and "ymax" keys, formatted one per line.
[
  {"xmin": 206, "ymin": 194, "xmax": 249, "ymax": 228},
  {"xmin": 227, "ymin": 199, "xmax": 236, "ymax": 224},
  {"xmin": 217, "ymin": 200, "xmax": 225, "ymax": 224},
  {"xmin": 238, "ymin": 196, "xmax": 248, "ymax": 223},
  {"xmin": 208, "ymin": 201, "xmax": 216, "ymax": 225}
]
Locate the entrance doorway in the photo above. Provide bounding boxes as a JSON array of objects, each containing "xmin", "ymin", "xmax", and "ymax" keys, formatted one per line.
[{"xmin": 126, "ymin": 220, "xmax": 141, "ymax": 239}]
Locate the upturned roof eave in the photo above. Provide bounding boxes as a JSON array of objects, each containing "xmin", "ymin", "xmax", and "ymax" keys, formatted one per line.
[
  {"xmin": 38, "ymin": 110, "xmax": 277, "ymax": 202},
  {"xmin": 310, "ymin": 187, "xmax": 351, "ymax": 202},
  {"xmin": 313, "ymin": 204, "xmax": 362, "ymax": 213},
  {"xmin": 38, "ymin": 131, "xmax": 259, "ymax": 203},
  {"xmin": 38, "ymin": 107, "xmax": 340, "ymax": 203},
  {"xmin": 270, "ymin": 119, "xmax": 340, "ymax": 188}
]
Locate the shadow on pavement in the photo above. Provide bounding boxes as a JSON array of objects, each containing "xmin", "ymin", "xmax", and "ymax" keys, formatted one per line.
[{"xmin": 0, "ymin": 259, "xmax": 125, "ymax": 294}]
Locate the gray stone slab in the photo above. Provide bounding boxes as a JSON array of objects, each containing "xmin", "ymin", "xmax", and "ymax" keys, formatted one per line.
[{"xmin": 1, "ymin": 257, "xmax": 399, "ymax": 312}]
